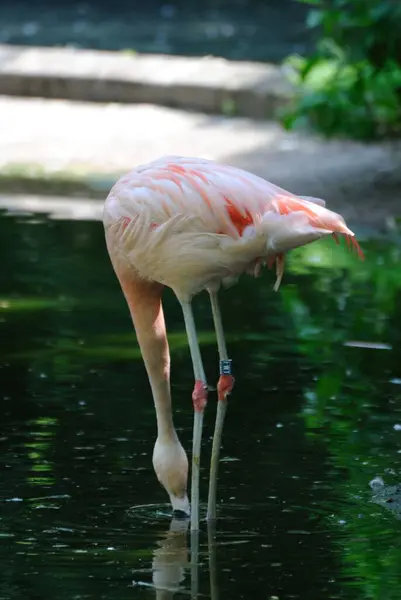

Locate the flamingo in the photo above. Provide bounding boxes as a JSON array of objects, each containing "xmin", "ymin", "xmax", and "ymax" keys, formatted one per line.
[{"xmin": 103, "ymin": 155, "xmax": 363, "ymax": 531}]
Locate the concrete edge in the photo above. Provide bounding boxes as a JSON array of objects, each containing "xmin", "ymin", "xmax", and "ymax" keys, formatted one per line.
[
  {"xmin": 0, "ymin": 193, "xmax": 103, "ymax": 221},
  {"xmin": 0, "ymin": 168, "xmax": 117, "ymax": 200},
  {"xmin": 0, "ymin": 44, "xmax": 292, "ymax": 118}
]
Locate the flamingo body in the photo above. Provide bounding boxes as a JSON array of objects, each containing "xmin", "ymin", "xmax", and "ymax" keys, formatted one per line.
[
  {"xmin": 103, "ymin": 156, "xmax": 359, "ymax": 300},
  {"xmin": 103, "ymin": 155, "xmax": 363, "ymax": 529}
]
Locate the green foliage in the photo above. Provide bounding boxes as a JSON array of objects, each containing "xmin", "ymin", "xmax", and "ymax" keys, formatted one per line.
[{"xmin": 281, "ymin": 0, "xmax": 401, "ymax": 139}]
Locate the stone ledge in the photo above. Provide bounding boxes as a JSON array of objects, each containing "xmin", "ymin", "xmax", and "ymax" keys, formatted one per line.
[
  {"xmin": 0, "ymin": 193, "xmax": 103, "ymax": 221},
  {"xmin": 0, "ymin": 168, "xmax": 112, "ymax": 199},
  {"xmin": 0, "ymin": 44, "xmax": 291, "ymax": 118}
]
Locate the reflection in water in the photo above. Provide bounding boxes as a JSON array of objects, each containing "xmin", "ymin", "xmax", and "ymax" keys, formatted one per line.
[
  {"xmin": 152, "ymin": 518, "xmax": 189, "ymax": 599},
  {"xmin": 151, "ymin": 518, "xmax": 220, "ymax": 600},
  {"xmin": 2, "ymin": 212, "xmax": 401, "ymax": 599},
  {"xmin": 207, "ymin": 522, "xmax": 219, "ymax": 600},
  {"xmin": 191, "ymin": 530, "xmax": 200, "ymax": 600}
]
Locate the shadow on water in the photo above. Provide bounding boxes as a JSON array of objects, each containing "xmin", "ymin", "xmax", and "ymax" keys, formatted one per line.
[{"xmin": 2, "ymin": 210, "xmax": 401, "ymax": 598}]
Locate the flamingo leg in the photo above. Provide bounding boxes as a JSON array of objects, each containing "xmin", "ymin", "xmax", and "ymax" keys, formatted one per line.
[
  {"xmin": 207, "ymin": 519, "xmax": 219, "ymax": 599},
  {"xmin": 207, "ymin": 290, "xmax": 234, "ymax": 521},
  {"xmin": 180, "ymin": 300, "xmax": 208, "ymax": 532}
]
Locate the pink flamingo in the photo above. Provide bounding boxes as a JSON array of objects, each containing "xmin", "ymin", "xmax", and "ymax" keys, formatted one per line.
[{"xmin": 103, "ymin": 155, "xmax": 363, "ymax": 531}]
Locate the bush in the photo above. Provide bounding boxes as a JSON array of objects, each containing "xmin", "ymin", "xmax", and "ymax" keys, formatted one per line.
[{"xmin": 281, "ymin": 0, "xmax": 401, "ymax": 139}]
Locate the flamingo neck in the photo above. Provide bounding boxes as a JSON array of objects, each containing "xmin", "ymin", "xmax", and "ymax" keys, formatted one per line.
[{"xmin": 116, "ymin": 270, "xmax": 175, "ymax": 440}]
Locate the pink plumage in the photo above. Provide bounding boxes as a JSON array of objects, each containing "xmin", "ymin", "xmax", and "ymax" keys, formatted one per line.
[
  {"xmin": 103, "ymin": 155, "xmax": 363, "ymax": 531},
  {"xmin": 104, "ymin": 155, "xmax": 362, "ymax": 299}
]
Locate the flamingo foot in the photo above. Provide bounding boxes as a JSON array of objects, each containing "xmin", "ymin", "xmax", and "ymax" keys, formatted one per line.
[
  {"xmin": 217, "ymin": 374, "xmax": 235, "ymax": 401},
  {"xmin": 192, "ymin": 380, "xmax": 208, "ymax": 412}
]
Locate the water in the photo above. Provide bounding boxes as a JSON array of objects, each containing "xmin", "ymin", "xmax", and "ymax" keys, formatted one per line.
[
  {"xmin": 0, "ymin": 0, "xmax": 312, "ymax": 63},
  {"xmin": 1, "ymin": 210, "xmax": 401, "ymax": 599}
]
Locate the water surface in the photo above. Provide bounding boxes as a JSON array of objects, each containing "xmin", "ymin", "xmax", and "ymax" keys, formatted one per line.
[
  {"xmin": 0, "ymin": 0, "xmax": 311, "ymax": 62},
  {"xmin": 1, "ymin": 211, "xmax": 401, "ymax": 599}
]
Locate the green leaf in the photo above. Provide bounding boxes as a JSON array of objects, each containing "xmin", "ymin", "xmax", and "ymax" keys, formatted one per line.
[{"xmin": 281, "ymin": 0, "xmax": 401, "ymax": 139}]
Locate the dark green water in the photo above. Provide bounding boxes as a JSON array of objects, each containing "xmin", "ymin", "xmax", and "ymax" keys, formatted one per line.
[
  {"xmin": 1, "ymin": 210, "xmax": 401, "ymax": 600},
  {"xmin": 0, "ymin": 1, "xmax": 311, "ymax": 62}
]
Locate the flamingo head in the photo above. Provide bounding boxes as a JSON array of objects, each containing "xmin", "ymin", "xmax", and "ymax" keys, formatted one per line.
[{"xmin": 152, "ymin": 436, "xmax": 190, "ymax": 517}]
